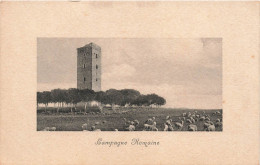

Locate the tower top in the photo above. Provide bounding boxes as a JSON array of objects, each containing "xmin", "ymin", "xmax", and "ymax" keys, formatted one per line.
[{"xmin": 78, "ymin": 42, "xmax": 101, "ymax": 50}]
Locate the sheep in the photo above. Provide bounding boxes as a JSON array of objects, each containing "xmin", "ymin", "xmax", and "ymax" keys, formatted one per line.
[
  {"xmin": 206, "ymin": 124, "xmax": 215, "ymax": 131},
  {"xmin": 49, "ymin": 127, "xmax": 56, "ymax": 131},
  {"xmin": 166, "ymin": 119, "xmax": 172, "ymax": 126},
  {"xmin": 215, "ymin": 122, "xmax": 222, "ymax": 128},
  {"xmin": 190, "ymin": 117, "xmax": 195, "ymax": 123},
  {"xmin": 95, "ymin": 121, "xmax": 100, "ymax": 125},
  {"xmin": 42, "ymin": 127, "xmax": 56, "ymax": 131},
  {"xmin": 143, "ymin": 124, "xmax": 150, "ymax": 131},
  {"xmin": 143, "ymin": 122, "xmax": 158, "ymax": 131},
  {"xmin": 123, "ymin": 118, "xmax": 132, "ymax": 125},
  {"xmin": 216, "ymin": 119, "xmax": 221, "ymax": 123},
  {"xmin": 178, "ymin": 117, "xmax": 185, "ymax": 121},
  {"xmin": 82, "ymin": 123, "xmax": 88, "ymax": 130},
  {"xmin": 145, "ymin": 118, "xmax": 154, "ymax": 125},
  {"xmin": 200, "ymin": 116, "xmax": 206, "ymax": 121},
  {"xmin": 133, "ymin": 119, "xmax": 139, "ymax": 126},
  {"xmin": 114, "ymin": 129, "xmax": 118, "ymax": 131},
  {"xmin": 166, "ymin": 116, "xmax": 170, "ymax": 120},
  {"xmin": 174, "ymin": 120, "xmax": 184, "ymax": 130},
  {"xmin": 187, "ymin": 124, "xmax": 197, "ymax": 131},
  {"xmin": 125, "ymin": 124, "xmax": 135, "ymax": 131},
  {"xmin": 91, "ymin": 126, "xmax": 95, "ymax": 131},
  {"xmin": 42, "ymin": 127, "xmax": 50, "ymax": 131},
  {"xmin": 204, "ymin": 121, "xmax": 215, "ymax": 131},
  {"xmin": 91, "ymin": 125, "xmax": 101, "ymax": 131},
  {"xmin": 205, "ymin": 117, "xmax": 211, "ymax": 122},
  {"xmin": 163, "ymin": 123, "xmax": 168, "ymax": 131},
  {"xmin": 150, "ymin": 122, "xmax": 158, "ymax": 131},
  {"xmin": 182, "ymin": 113, "xmax": 186, "ymax": 117},
  {"xmin": 187, "ymin": 112, "xmax": 192, "ymax": 117},
  {"xmin": 186, "ymin": 119, "xmax": 192, "ymax": 124},
  {"xmin": 128, "ymin": 125, "xmax": 135, "ymax": 131},
  {"xmin": 167, "ymin": 124, "xmax": 174, "ymax": 131},
  {"xmin": 203, "ymin": 122, "xmax": 211, "ymax": 130}
]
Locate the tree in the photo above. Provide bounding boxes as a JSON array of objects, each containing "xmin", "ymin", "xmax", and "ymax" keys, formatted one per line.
[
  {"xmin": 80, "ymin": 89, "xmax": 95, "ymax": 113},
  {"xmin": 94, "ymin": 91, "xmax": 106, "ymax": 112},
  {"xmin": 51, "ymin": 89, "xmax": 67, "ymax": 113},
  {"xmin": 132, "ymin": 95, "xmax": 149, "ymax": 106},
  {"xmin": 37, "ymin": 92, "xmax": 42, "ymax": 109},
  {"xmin": 155, "ymin": 96, "xmax": 166, "ymax": 107},
  {"xmin": 105, "ymin": 89, "xmax": 123, "ymax": 111},
  {"xmin": 37, "ymin": 88, "xmax": 167, "ymax": 113},
  {"xmin": 94, "ymin": 91, "xmax": 105, "ymax": 104},
  {"xmin": 67, "ymin": 88, "xmax": 81, "ymax": 113},
  {"xmin": 119, "ymin": 89, "xmax": 141, "ymax": 106},
  {"xmin": 41, "ymin": 91, "xmax": 51, "ymax": 112},
  {"xmin": 144, "ymin": 94, "xmax": 160, "ymax": 107},
  {"xmin": 51, "ymin": 89, "xmax": 60, "ymax": 111}
]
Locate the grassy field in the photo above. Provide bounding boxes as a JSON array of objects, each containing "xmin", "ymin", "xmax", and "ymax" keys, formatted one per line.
[{"xmin": 37, "ymin": 107, "xmax": 222, "ymax": 131}]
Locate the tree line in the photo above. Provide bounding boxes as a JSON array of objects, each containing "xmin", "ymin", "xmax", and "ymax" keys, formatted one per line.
[{"xmin": 37, "ymin": 88, "xmax": 166, "ymax": 112}]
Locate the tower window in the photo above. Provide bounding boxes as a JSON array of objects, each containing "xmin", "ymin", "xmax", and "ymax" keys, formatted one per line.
[
  {"xmin": 83, "ymin": 64, "xmax": 85, "ymax": 68},
  {"xmin": 96, "ymin": 54, "xmax": 98, "ymax": 58},
  {"xmin": 96, "ymin": 65, "xmax": 98, "ymax": 69},
  {"xmin": 84, "ymin": 77, "xmax": 86, "ymax": 82},
  {"xmin": 96, "ymin": 78, "xmax": 98, "ymax": 81}
]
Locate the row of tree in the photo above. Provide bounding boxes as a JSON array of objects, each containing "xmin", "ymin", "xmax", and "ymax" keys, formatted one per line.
[{"xmin": 37, "ymin": 88, "xmax": 166, "ymax": 112}]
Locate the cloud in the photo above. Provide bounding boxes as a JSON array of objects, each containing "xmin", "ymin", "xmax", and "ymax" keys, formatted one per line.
[{"xmin": 103, "ymin": 63, "xmax": 136, "ymax": 82}]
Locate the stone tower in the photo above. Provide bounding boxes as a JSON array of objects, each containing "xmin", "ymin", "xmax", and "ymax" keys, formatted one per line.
[{"xmin": 77, "ymin": 43, "xmax": 101, "ymax": 91}]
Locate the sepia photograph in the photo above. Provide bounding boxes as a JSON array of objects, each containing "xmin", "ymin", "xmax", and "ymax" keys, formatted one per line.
[
  {"xmin": 37, "ymin": 38, "xmax": 222, "ymax": 131},
  {"xmin": 1, "ymin": 2, "xmax": 259, "ymax": 165}
]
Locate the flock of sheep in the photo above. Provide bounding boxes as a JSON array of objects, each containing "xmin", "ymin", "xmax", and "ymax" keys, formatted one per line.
[
  {"xmin": 41, "ymin": 110, "xmax": 222, "ymax": 131},
  {"xmin": 121, "ymin": 110, "xmax": 222, "ymax": 131}
]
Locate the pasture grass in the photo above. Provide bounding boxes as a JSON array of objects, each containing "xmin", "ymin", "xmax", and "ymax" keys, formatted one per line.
[{"xmin": 37, "ymin": 108, "xmax": 222, "ymax": 131}]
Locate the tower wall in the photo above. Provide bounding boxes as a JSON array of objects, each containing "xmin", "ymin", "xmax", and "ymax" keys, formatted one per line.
[{"xmin": 77, "ymin": 43, "xmax": 101, "ymax": 91}]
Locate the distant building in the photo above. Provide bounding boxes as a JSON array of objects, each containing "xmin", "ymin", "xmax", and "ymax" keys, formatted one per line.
[{"xmin": 77, "ymin": 43, "xmax": 101, "ymax": 91}]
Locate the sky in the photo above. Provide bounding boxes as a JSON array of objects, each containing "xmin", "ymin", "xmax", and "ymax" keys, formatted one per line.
[{"xmin": 37, "ymin": 38, "xmax": 222, "ymax": 109}]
